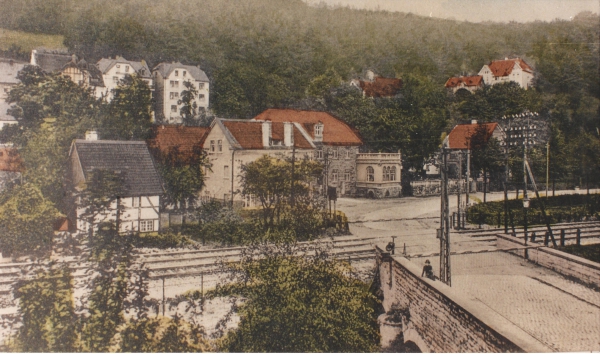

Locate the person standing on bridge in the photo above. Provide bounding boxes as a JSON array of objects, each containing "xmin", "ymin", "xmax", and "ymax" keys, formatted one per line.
[{"xmin": 421, "ymin": 260, "xmax": 434, "ymax": 280}]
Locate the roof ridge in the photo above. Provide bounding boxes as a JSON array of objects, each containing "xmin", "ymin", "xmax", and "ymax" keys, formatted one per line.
[{"xmin": 75, "ymin": 139, "xmax": 147, "ymax": 144}]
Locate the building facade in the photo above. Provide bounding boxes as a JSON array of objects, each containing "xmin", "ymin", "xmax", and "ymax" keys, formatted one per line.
[
  {"xmin": 0, "ymin": 58, "xmax": 26, "ymax": 129},
  {"xmin": 478, "ymin": 58, "xmax": 534, "ymax": 89},
  {"xmin": 253, "ymin": 109, "xmax": 363, "ymax": 197},
  {"xmin": 68, "ymin": 135, "xmax": 164, "ymax": 234},
  {"xmin": 153, "ymin": 62, "xmax": 210, "ymax": 124},
  {"xmin": 355, "ymin": 153, "xmax": 402, "ymax": 198},
  {"xmin": 444, "ymin": 75, "xmax": 483, "ymax": 93},
  {"xmin": 202, "ymin": 118, "xmax": 314, "ymax": 206},
  {"xmin": 96, "ymin": 56, "xmax": 153, "ymax": 100}
]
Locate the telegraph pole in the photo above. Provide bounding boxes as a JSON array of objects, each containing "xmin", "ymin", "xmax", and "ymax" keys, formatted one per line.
[
  {"xmin": 457, "ymin": 151, "xmax": 462, "ymax": 229},
  {"xmin": 439, "ymin": 148, "xmax": 451, "ymax": 286}
]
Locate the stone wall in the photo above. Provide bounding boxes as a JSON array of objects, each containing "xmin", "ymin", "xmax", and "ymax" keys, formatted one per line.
[
  {"xmin": 496, "ymin": 233, "xmax": 600, "ymax": 289},
  {"xmin": 376, "ymin": 249, "xmax": 551, "ymax": 353}
]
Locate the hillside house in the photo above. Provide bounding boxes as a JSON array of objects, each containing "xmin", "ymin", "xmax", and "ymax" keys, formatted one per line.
[
  {"xmin": 478, "ymin": 58, "xmax": 534, "ymax": 89},
  {"xmin": 444, "ymin": 75, "xmax": 483, "ymax": 93},
  {"xmin": 202, "ymin": 118, "xmax": 315, "ymax": 207},
  {"xmin": 96, "ymin": 56, "xmax": 153, "ymax": 100},
  {"xmin": 153, "ymin": 62, "xmax": 210, "ymax": 124},
  {"xmin": 68, "ymin": 134, "xmax": 164, "ymax": 234},
  {"xmin": 350, "ymin": 70, "xmax": 403, "ymax": 98}
]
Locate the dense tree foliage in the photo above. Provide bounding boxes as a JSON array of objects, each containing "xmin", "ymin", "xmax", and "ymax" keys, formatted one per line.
[
  {"xmin": 241, "ymin": 154, "xmax": 324, "ymax": 237},
  {"xmin": 0, "ymin": 184, "xmax": 60, "ymax": 256},
  {"xmin": 13, "ymin": 264, "xmax": 77, "ymax": 352},
  {"xmin": 211, "ymin": 243, "xmax": 380, "ymax": 352}
]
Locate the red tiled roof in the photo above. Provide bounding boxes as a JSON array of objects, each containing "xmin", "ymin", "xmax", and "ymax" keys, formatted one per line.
[
  {"xmin": 253, "ymin": 109, "xmax": 363, "ymax": 146},
  {"xmin": 359, "ymin": 77, "xmax": 403, "ymax": 97},
  {"xmin": 53, "ymin": 217, "xmax": 71, "ymax": 232},
  {"xmin": 0, "ymin": 148, "xmax": 23, "ymax": 172},
  {"xmin": 447, "ymin": 123, "xmax": 498, "ymax": 150},
  {"xmin": 445, "ymin": 75, "xmax": 483, "ymax": 88},
  {"xmin": 488, "ymin": 58, "xmax": 533, "ymax": 77},
  {"xmin": 222, "ymin": 120, "xmax": 313, "ymax": 150},
  {"xmin": 147, "ymin": 125, "xmax": 209, "ymax": 163}
]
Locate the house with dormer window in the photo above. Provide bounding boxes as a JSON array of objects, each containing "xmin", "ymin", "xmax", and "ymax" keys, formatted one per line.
[
  {"xmin": 478, "ymin": 58, "xmax": 534, "ymax": 89},
  {"xmin": 201, "ymin": 118, "xmax": 315, "ymax": 206},
  {"xmin": 153, "ymin": 62, "xmax": 210, "ymax": 124}
]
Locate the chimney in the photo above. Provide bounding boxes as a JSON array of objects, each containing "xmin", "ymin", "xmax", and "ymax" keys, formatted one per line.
[
  {"xmin": 85, "ymin": 130, "xmax": 98, "ymax": 141},
  {"xmin": 471, "ymin": 120, "xmax": 478, "ymax": 125},
  {"xmin": 262, "ymin": 120, "xmax": 272, "ymax": 147},
  {"xmin": 31, "ymin": 49, "xmax": 37, "ymax": 66},
  {"xmin": 284, "ymin": 122, "xmax": 294, "ymax": 147}
]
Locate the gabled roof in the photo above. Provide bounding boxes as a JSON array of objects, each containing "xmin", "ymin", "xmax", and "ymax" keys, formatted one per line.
[
  {"xmin": 214, "ymin": 119, "xmax": 314, "ymax": 150},
  {"xmin": 147, "ymin": 125, "xmax": 210, "ymax": 163},
  {"xmin": 487, "ymin": 58, "xmax": 533, "ymax": 77},
  {"xmin": 446, "ymin": 122, "xmax": 499, "ymax": 150},
  {"xmin": 359, "ymin": 77, "xmax": 403, "ymax": 97},
  {"xmin": 445, "ymin": 75, "xmax": 483, "ymax": 88},
  {"xmin": 32, "ymin": 50, "xmax": 72, "ymax": 73},
  {"xmin": 70, "ymin": 140, "xmax": 163, "ymax": 196},
  {"xmin": 153, "ymin": 62, "xmax": 209, "ymax": 82},
  {"xmin": 253, "ymin": 109, "xmax": 363, "ymax": 146},
  {"xmin": 63, "ymin": 58, "xmax": 105, "ymax": 87},
  {"xmin": 97, "ymin": 56, "xmax": 152, "ymax": 78},
  {"xmin": 0, "ymin": 58, "xmax": 27, "ymax": 84},
  {"xmin": 0, "ymin": 147, "xmax": 23, "ymax": 172}
]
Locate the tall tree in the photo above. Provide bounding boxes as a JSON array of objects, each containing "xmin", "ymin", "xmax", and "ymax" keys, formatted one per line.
[
  {"xmin": 102, "ymin": 74, "xmax": 153, "ymax": 140},
  {"xmin": 178, "ymin": 80, "xmax": 199, "ymax": 126}
]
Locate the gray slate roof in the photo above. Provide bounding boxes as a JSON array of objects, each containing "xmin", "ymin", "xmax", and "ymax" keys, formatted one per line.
[
  {"xmin": 97, "ymin": 56, "xmax": 152, "ymax": 78},
  {"xmin": 0, "ymin": 101, "xmax": 17, "ymax": 122},
  {"xmin": 153, "ymin": 62, "xmax": 209, "ymax": 82},
  {"xmin": 73, "ymin": 140, "xmax": 163, "ymax": 196},
  {"xmin": 32, "ymin": 50, "xmax": 72, "ymax": 73},
  {"xmin": 0, "ymin": 59, "xmax": 27, "ymax": 84}
]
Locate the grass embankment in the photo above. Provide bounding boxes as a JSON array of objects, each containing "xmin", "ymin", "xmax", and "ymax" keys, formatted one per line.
[
  {"xmin": 0, "ymin": 28, "xmax": 65, "ymax": 53},
  {"xmin": 558, "ymin": 244, "xmax": 600, "ymax": 263},
  {"xmin": 468, "ymin": 194, "xmax": 600, "ymax": 227}
]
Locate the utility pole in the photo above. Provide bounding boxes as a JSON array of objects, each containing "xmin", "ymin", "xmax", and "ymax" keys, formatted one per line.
[
  {"xmin": 465, "ymin": 147, "xmax": 471, "ymax": 214},
  {"xmin": 457, "ymin": 151, "xmax": 462, "ymax": 229},
  {"xmin": 439, "ymin": 148, "xmax": 451, "ymax": 286},
  {"xmin": 546, "ymin": 140, "xmax": 550, "ymax": 199},
  {"xmin": 504, "ymin": 119, "xmax": 510, "ymax": 234},
  {"xmin": 291, "ymin": 144, "xmax": 296, "ymax": 207},
  {"xmin": 523, "ymin": 117, "xmax": 530, "ymax": 258}
]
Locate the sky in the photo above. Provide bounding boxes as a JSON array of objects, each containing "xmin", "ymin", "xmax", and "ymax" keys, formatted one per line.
[{"xmin": 304, "ymin": 0, "xmax": 599, "ymax": 22}]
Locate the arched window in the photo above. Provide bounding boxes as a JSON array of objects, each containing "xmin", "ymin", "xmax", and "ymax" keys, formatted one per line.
[
  {"xmin": 390, "ymin": 166, "xmax": 396, "ymax": 181},
  {"xmin": 383, "ymin": 166, "xmax": 389, "ymax": 181},
  {"xmin": 367, "ymin": 166, "xmax": 374, "ymax": 182}
]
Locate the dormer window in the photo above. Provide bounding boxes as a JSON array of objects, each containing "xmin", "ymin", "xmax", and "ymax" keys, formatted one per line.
[{"xmin": 315, "ymin": 122, "xmax": 323, "ymax": 139}]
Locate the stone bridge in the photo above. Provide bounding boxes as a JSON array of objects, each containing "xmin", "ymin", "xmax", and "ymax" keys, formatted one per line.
[{"xmin": 375, "ymin": 244, "xmax": 600, "ymax": 352}]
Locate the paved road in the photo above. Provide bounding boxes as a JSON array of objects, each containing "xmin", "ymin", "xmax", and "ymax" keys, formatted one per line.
[{"xmin": 338, "ymin": 190, "xmax": 600, "ymax": 352}]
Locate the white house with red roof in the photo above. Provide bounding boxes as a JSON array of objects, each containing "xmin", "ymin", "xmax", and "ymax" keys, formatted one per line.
[{"xmin": 478, "ymin": 58, "xmax": 534, "ymax": 89}]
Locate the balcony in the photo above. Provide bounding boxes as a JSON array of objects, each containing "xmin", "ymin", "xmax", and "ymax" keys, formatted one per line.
[{"xmin": 356, "ymin": 153, "xmax": 401, "ymax": 164}]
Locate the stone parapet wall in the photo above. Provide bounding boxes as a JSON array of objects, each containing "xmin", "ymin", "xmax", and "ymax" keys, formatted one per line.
[
  {"xmin": 376, "ymin": 249, "xmax": 551, "ymax": 352},
  {"xmin": 496, "ymin": 233, "xmax": 600, "ymax": 289}
]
